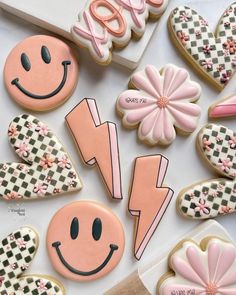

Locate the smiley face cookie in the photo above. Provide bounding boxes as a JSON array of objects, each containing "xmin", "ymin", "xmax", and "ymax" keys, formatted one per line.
[
  {"xmin": 4, "ymin": 35, "xmax": 79, "ymax": 111},
  {"xmin": 47, "ymin": 201, "xmax": 125, "ymax": 281},
  {"xmin": 0, "ymin": 226, "xmax": 64, "ymax": 294}
]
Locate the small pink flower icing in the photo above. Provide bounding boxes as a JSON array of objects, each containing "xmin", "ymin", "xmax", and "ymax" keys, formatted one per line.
[
  {"xmin": 39, "ymin": 154, "xmax": 55, "ymax": 170},
  {"xmin": 5, "ymin": 192, "xmax": 22, "ymax": 200},
  {"xmin": 16, "ymin": 238, "xmax": 27, "ymax": 249},
  {"xmin": 15, "ymin": 142, "xmax": 29, "ymax": 157},
  {"xmin": 58, "ymin": 155, "xmax": 72, "ymax": 169},
  {"xmin": 217, "ymin": 157, "xmax": 233, "ymax": 173},
  {"xmin": 37, "ymin": 279, "xmax": 48, "ymax": 291},
  {"xmin": 159, "ymin": 238, "xmax": 236, "ymax": 295},
  {"xmin": 33, "ymin": 182, "xmax": 48, "ymax": 196},
  {"xmin": 202, "ymin": 59, "xmax": 213, "ymax": 69},
  {"xmin": 35, "ymin": 122, "xmax": 49, "ymax": 136},
  {"xmin": 203, "ymin": 138, "xmax": 211, "ymax": 151},
  {"xmin": 194, "ymin": 198, "xmax": 210, "ymax": 216},
  {"xmin": 117, "ymin": 64, "xmax": 201, "ymax": 145},
  {"xmin": 229, "ymin": 136, "xmax": 236, "ymax": 148}
]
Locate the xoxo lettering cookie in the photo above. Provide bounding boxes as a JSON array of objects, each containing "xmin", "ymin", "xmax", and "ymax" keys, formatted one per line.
[
  {"xmin": 177, "ymin": 124, "xmax": 236, "ymax": 220},
  {"xmin": 0, "ymin": 114, "xmax": 82, "ymax": 201},
  {"xmin": 129, "ymin": 155, "xmax": 174, "ymax": 260},
  {"xmin": 0, "ymin": 226, "xmax": 64, "ymax": 294},
  {"xmin": 71, "ymin": 0, "xmax": 168, "ymax": 65},
  {"xmin": 168, "ymin": 3, "xmax": 236, "ymax": 91},
  {"xmin": 157, "ymin": 237, "xmax": 236, "ymax": 294},
  {"xmin": 209, "ymin": 93, "xmax": 236, "ymax": 118},
  {"xmin": 117, "ymin": 64, "xmax": 201, "ymax": 145},
  {"xmin": 4, "ymin": 35, "xmax": 79, "ymax": 111},
  {"xmin": 47, "ymin": 201, "xmax": 125, "ymax": 281}
]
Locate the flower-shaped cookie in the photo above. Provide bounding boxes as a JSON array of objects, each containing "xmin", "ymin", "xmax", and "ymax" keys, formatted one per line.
[
  {"xmin": 178, "ymin": 123, "xmax": 236, "ymax": 219},
  {"xmin": 0, "ymin": 114, "xmax": 82, "ymax": 200},
  {"xmin": 0, "ymin": 226, "xmax": 64, "ymax": 294},
  {"xmin": 117, "ymin": 64, "xmax": 201, "ymax": 145},
  {"xmin": 158, "ymin": 238, "xmax": 236, "ymax": 294}
]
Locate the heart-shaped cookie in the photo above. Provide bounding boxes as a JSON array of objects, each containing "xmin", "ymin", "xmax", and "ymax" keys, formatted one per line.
[
  {"xmin": 0, "ymin": 226, "xmax": 64, "ymax": 294},
  {"xmin": 197, "ymin": 123, "xmax": 236, "ymax": 179},
  {"xmin": 168, "ymin": 3, "xmax": 236, "ymax": 91},
  {"xmin": 0, "ymin": 114, "xmax": 82, "ymax": 200}
]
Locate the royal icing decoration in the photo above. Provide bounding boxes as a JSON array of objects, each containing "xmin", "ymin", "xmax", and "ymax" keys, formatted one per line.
[
  {"xmin": 169, "ymin": 3, "xmax": 236, "ymax": 91},
  {"xmin": 0, "ymin": 114, "xmax": 82, "ymax": 200},
  {"xmin": 129, "ymin": 155, "xmax": 174, "ymax": 260},
  {"xmin": 66, "ymin": 98, "xmax": 122, "ymax": 200},
  {"xmin": 47, "ymin": 201, "xmax": 125, "ymax": 281},
  {"xmin": 209, "ymin": 93, "xmax": 236, "ymax": 118},
  {"xmin": 0, "ymin": 227, "xmax": 64, "ymax": 294},
  {"xmin": 158, "ymin": 238, "xmax": 236, "ymax": 295},
  {"xmin": 177, "ymin": 123, "xmax": 236, "ymax": 220},
  {"xmin": 71, "ymin": 0, "xmax": 168, "ymax": 64},
  {"xmin": 117, "ymin": 64, "xmax": 201, "ymax": 145},
  {"xmin": 4, "ymin": 35, "xmax": 79, "ymax": 112}
]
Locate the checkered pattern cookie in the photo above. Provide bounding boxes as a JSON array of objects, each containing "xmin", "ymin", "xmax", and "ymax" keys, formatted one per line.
[
  {"xmin": 177, "ymin": 123, "xmax": 236, "ymax": 219},
  {"xmin": 0, "ymin": 114, "xmax": 82, "ymax": 200},
  {"xmin": 168, "ymin": 3, "xmax": 236, "ymax": 91},
  {"xmin": 0, "ymin": 227, "xmax": 64, "ymax": 295}
]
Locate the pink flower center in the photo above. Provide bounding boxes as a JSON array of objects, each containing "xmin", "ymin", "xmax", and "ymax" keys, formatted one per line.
[
  {"xmin": 156, "ymin": 96, "xmax": 169, "ymax": 108},
  {"xmin": 206, "ymin": 283, "xmax": 217, "ymax": 295}
]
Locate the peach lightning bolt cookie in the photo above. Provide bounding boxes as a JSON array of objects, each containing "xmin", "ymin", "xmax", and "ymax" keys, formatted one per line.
[
  {"xmin": 4, "ymin": 35, "xmax": 79, "ymax": 111},
  {"xmin": 168, "ymin": 3, "xmax": 236, "ymax": 91},
  {"xmin": 0, "ymin": 114, "xmax": 82, "ymax": 201},
  {"xmin": 157, "ymin": 237, "xmax": 236, "ymax": 294},
  {"xmin": 0, "ymin": 227, "xmax": 64, "ymax": 294},
  {"xmin": 177, "ymin": 124, "xmax": 236, "ymax": 220},
  {"xmin": 117, "ymin": 64, "xmax": 201, "ymax": 145},
  {"xmin": 47, "ymin": 201, "xmax": 125, "ymax": 281},
  {"xmin": 129, "ymin": 155, "xmax": 174, "ymax": 260},
  {"xmin": 66, "ymin": 98, "xmax": 122, "ymax": 200},
  {"xmin": 71, "ymin": 0, "xmax": 169, "ymax": 65}
]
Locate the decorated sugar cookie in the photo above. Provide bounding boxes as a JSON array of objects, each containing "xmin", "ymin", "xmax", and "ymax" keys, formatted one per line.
[
  {"xmin": 4, "ymin": 35, "xmax": 79, "ymax": 111},
  {"xmin": 0, "ymin": 114, "xmax": 82, "ymax": 201},
  {"xmin": 117, "ymin": 64, "xmax": 201, "ymax": 145},
  {"xmin": 47, "ymin": 201, "xmax": 125, "ymax": 281},
  {"xmin": 0, "ymin": 226, "xmax": 64, "ymax": 294},
  {"xmin": 158, "ymin": 238, "xmax": 236, "ymax": 294},
  {"xmin": 66, "ymin": 98, "xmax": 122, "ymax": 200},
  {"xmin": 209, "ymin": 93, "xmax": 236, "ymax": 118},
  {"xmin": 177, "ymin": 123, "xmax": 236, "ymax": 220},
  {"xmin": 168, "ymin": 3, "xmax": 236, "ymax": 91},
  {"xmin": 71, "ymin": 0, "xmax": 169, "ymax": 65},
  {"xmin": 129, "ymin": 155, "xmax": 174, "ymax": 260}
]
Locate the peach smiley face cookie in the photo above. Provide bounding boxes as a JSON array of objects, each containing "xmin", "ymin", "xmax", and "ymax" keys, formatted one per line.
[
  {"xmin": 4, "ymin": 35, "xmax": 79, "ymax": 112},
  {"xmin": 47, "ymin": 201, "xmax": 125, "ymax": 282}
]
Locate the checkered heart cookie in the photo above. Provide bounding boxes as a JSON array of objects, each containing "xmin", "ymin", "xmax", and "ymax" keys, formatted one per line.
[
  {"xmin": 0, "ymin": 114, "xmax": 82, "ymax": 201},
  {"xmin": 168, "ymin": 3, "xmax": 236, "ymax": 91},
  {"xmin": 177, "ymin": 124, "xmax": 236, "ymax": 219},
  {"xmin": 0, "ymin": 226, "xmax": 64, "ymax": 295}
]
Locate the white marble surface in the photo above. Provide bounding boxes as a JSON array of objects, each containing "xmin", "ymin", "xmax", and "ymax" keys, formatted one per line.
[{"xmin": 0, "ymin": 0, "xmax": 236, "ymax": 294}]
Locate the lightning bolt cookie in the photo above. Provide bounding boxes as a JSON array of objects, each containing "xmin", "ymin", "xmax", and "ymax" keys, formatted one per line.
[{"xmin": 129, "ymin": 155, "xmax": 174, "ymax": 260}]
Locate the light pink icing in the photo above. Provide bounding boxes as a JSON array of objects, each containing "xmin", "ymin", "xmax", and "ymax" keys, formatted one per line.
[
  {"xmin": 117, "ymin": 64, "xmax": 201, "ymax": 145},
  {"xmin": 209, "ymin": 94, "xmax": 236, "ymax": 118},
  {"xmin": 129, "ymin": 155, "xmax": 174, "ymax": 260},
  {"xmin": 159, "ymin": 238, "xmax": 236, "ymax": 294}
]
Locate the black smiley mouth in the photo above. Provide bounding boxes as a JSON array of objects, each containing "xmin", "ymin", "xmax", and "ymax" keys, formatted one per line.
[
  {"xmin": 11, "ymin": 60, "xmax": 71, "ymax": 99},
  {"xmin": 52, "ymin": 241, "xmax": 118, "ymax": 276}
]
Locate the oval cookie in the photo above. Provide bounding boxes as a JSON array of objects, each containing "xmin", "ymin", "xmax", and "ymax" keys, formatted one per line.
[{"xmin": 47, "ymin": 201, "xmax": 125, "ymax": 282}]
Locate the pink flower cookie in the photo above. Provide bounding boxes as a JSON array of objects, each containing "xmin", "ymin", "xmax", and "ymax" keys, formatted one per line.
[
  {"xmin": 158, "ymin": 238, "xmax": 236, "ymax": 295},
  {"xmin": 117, "ymin": 64, "xmax": 201, "ymax": 145}
]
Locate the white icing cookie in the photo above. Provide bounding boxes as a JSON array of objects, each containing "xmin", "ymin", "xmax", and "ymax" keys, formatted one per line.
[
  {"xmin": 71, "ymin": 0, "xmax": 169, "ymax": 64},
  {"xmin": 117, "ymin": 64, "xmax": 201, "ymax": 145},
  {"xmin": 0, "ymin": 227, "xmax": 64, "ymax": 294},
  {"xmin": 0, "ymin": 114, "xmax": 82, "ymax": 200},
  {"xmin": 158, "ymin": 238, "xmax": 236, "ymax": 295}
]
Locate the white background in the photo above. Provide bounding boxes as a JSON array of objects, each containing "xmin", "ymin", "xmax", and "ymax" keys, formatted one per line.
[{"xmin": 0, "ymin": 0, "xmax": 236, "ymax": 294}]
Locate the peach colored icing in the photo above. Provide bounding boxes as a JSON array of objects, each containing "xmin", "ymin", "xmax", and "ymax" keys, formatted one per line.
[
  {"xmin": 129, "ymin": 155, "xmax": 173, "ymax": 260},
  {"xmin": 66, "ymin": 98, "xmax": 122, "ymax": 200},
  {"xmin": 159, "ymin": 238, "xmax": 236, "ymax": 294},
  {"xmin": 117, "ymin": 64, "xmax": 201, "ymax": 145},
  {"xmin": 71, "ymin": 0, "xmax": 168, "ymax": 63},
  {"xmin": 47, "ymin": 201, "xmax": 125, "ymax": 282},
  {"xmin": 4, "ymin": 35, "xmax": 79, "ymax": 112}
]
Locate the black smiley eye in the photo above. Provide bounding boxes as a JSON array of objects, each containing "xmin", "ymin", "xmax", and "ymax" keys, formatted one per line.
[
  {"xmin": 21, "ymin": 53, "xmax": 31, "ymax": 71},
  {"xmin": 41, "ymin": 46, "xmax": 51, "ymax": 64},
  {"xmin": 92, "ymin": 218, "xmax": 102, "ymax": 241},
  {"xmin": 70, "ymin": 217, "xmax": 79, "ymax": 240}
]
